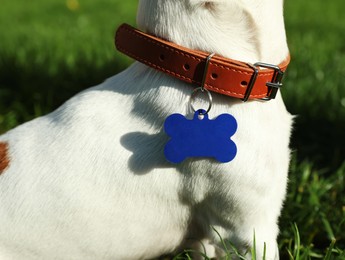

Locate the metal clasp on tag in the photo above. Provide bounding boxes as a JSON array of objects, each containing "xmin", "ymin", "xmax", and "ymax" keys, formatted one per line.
[{"xmin": 243, "ymin": 62, "xmax": 285, "ymax": 102}]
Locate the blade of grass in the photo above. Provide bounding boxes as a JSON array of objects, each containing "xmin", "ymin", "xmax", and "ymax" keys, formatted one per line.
[
  {"xmin": 251, "ymin": 230, "xmax": 257, "ymax": 260},
  {"xmin": 292, "ymin": 223, "xmax": 301, "ymax": 260},
  {"xmin": 211, "ymin": 226, "xmax": 230, "ymax": 254},
  {"xmin": 324, "ymin": 239, "xmax": 336, "ymax": 260}
]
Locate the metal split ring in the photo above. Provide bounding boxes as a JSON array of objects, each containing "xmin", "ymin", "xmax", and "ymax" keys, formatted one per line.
[
  {"xmin": 189, "ymin": 53, "xmax": 215, "ymax": 115},
  {"xmin": 189, "ymin": 87, "xmax": 213, "ymax": 115}
]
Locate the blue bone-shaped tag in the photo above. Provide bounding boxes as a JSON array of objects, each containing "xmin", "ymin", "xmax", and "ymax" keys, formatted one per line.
[{"xmin": 164, "ymin": 109, "xmax": 237, "ymax": 163}]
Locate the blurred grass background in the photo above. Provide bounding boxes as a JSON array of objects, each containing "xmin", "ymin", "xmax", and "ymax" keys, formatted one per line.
[{"xmin": 0, "ymin": 0, "xmax": 344, "ymax": 258}]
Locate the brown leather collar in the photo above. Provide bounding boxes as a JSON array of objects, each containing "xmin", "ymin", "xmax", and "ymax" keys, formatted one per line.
[{"xmin": 115, "ymin": 23, "xmax": 290, "ymax": 101}]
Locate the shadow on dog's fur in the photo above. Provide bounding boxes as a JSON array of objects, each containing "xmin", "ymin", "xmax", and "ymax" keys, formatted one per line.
[{"xmin": 121, "ymin": 131, "xmax": 169, "ymax": 174}]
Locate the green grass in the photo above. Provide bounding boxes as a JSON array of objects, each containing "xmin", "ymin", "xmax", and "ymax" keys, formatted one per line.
[
  {"xmin": 1, "ymin": 0, "xmax": 345, "ymax": 258},
  {"xmin": 284, "ymin": 0, "xmax": 345, "ymax": 172},
  {"xmin": 0, "ymin": 0, "xmax": 136, "ymax": 131}
]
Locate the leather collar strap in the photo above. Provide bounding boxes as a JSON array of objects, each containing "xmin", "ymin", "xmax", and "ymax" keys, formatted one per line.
[{"xmin": 115, "ymin": 23, "xmax": 290, "ymax": 101}]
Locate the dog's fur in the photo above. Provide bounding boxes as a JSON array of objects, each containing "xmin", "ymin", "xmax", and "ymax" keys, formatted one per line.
[{"xmin": 0, "ymin": 0, "xmax": 292, "ymax": 259}]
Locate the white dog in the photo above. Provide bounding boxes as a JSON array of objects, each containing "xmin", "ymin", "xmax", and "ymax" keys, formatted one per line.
[{"xmin": 0, "ymin": 0, "xmax": 292, "ymax": 259}]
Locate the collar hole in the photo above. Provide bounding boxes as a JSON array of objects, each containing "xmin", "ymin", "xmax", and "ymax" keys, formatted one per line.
[
  {"xmin": 211, "ymin": 73, "xmax": 218, "ymax": 80},
  {"xmin": 183, "ymin": 64, "xmax": 190, "ymax": 71}
]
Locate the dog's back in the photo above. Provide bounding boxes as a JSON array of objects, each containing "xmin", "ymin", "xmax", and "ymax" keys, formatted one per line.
[{"xmin": 0, "ymin": 1, "xmax": 292, "ymax": 259}]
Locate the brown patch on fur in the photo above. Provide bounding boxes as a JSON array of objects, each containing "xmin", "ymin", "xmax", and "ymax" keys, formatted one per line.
[
  {"xmin": 0, "ymin": 142, "xmax": 10, "ymax": 174},
  {"xmin": 204, "ymin": 2, "xmax": 215, "ymax": 11}
]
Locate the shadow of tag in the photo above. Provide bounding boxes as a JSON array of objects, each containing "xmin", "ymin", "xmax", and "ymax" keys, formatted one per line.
[
  {"xmin": 120, "ymin": 131, "xmax": 172, "ymax": 174},
  {"xmin": 164, "ymin": 109, "xmax": 237, "ymax": 163}
]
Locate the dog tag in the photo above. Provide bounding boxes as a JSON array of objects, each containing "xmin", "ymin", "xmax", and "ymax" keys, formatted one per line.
[{"xmin": 164, "ymin": 109, "xmax": 237, "ymax": 163}]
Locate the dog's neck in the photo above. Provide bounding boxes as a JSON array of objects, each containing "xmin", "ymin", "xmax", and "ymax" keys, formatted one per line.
[{"xmin": 136, "ymin": 0, "xmax": 289, "ymax": 65}]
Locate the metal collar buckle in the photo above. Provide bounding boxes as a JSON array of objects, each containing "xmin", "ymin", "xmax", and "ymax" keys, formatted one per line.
[{"xmin": 243, "ymin": 62, "xmax": 285, "ymax": 102}]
